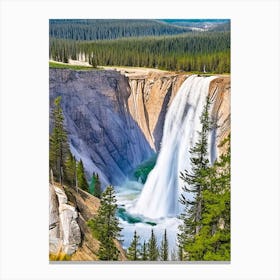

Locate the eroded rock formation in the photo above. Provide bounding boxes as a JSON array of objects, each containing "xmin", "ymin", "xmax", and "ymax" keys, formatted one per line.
[
  {"xmin": 49, "ymin": 69, "xmax": 154, "ymax": 187},
  {"xmin": 49, "ymin": 184, "xmax": 81, "ymax": 256},
  {"xmin": 49, "ymin": 183, "xmax": 126, "ymax": 261},
  {"xmin": 127, "ymin": 72, "xmax": 186, "ymax": 151},
  {"xmin": 209, "ymin": 76, "xmax": 231, "ymax": 156},
  {"xmin": 49, "ymin": 68, "xmax": 230, "ymax": 187}
]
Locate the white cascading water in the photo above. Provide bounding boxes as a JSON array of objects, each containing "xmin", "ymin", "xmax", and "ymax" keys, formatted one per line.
[{"xmin": 130, "ymin": 75, "xmax": 217, "ymax": 219}]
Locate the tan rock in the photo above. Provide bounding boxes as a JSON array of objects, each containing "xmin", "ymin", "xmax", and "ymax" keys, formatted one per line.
[
  {"xmin": 69, "ymin": 186, "xmax": 127, "ymax": 261},
  {"xmin": 127, "ymin": 72, "xmax": 187, "ymax": 151},
  {"xmin": 209, "ymin": 76, "xmax": 231, "ymax": 156},
  {"xmin": 49, "ymin": 184, "xmax": 81, "ymax": 256},
  {"xmin": 126, "ymin": 70, "xmax": 230, "ymax": 155}
]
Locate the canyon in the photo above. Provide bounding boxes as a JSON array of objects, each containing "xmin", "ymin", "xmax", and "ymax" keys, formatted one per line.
[
  {"xmin": 49, "ymin": 67, "xmax": 230, "ymax": 258},
  {"xmin": 50, "ymin": 68, "xmax": 230, "ymax": 187}
]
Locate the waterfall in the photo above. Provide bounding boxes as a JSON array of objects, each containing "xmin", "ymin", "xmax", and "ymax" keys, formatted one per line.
[{"xmin": 130, "ymin": 75, "xmax": 217, "ymax": 219}]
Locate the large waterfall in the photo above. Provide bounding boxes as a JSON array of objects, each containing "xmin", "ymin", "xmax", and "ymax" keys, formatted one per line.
[{"xmin": 131, "ymin": 75, "xmax": 217, "ymax": 219}]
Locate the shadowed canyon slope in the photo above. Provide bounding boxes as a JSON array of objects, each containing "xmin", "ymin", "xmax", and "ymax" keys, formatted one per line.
[
  {"xmin": 49, "ymin": 69, "xmax": 154, "ymax": 187},
  {"xmin": 49, "ymin": 68, "xmax": 230, "ymax": 187}
]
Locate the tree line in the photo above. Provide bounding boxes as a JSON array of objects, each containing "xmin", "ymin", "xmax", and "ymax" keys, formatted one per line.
[
  {"xmin": 49, "ymin": 32, "xmax": 230, "ymax": 73},
  {"xmin": 49, "ymin": 96, "xmax": 101, "ymax": 198},
  {"xmin": 126, "ymin": 228, "xmax": 169, "ymax": 261},
  {"xmin": 88, "ymin": 183, "xmax": 170, "ymax": 261},
  {"xmin": 177, "ymin": 97, "xmax": 231, "ymax": 261},
  {"xmin": 49, "ymin": 19, "xmax": 192, "ymax": 41}
]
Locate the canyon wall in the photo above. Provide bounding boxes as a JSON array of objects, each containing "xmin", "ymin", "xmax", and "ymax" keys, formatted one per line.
[
  {"xmin": 50, "ymin": 68, "xmax": 230, "ymax": 187},
  {"xmin": 113, "ymin": 68, "xmax": 230, "ymax": 155},
  {"xmin": 127, "ymin": 71, "xmax": 186, "ymax": 151},
  {"xmin": 209, "ymin": 76, "xmax": 231, "ymax": 156},
  {"xmin": 49, "ymin": 69, "xmax": 154, "ymax": 187}
]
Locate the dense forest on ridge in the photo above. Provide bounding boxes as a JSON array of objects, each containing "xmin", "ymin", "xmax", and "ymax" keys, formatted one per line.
[
  {"xmin": 49, "ymin": 19, "xmax": 230, "ymax": 73},
  {"xmin": 49, "ymin": 19, "xmax": 192, "ymax": 41},
  {"xmin": 50, "ymin": 33, "xmax": 230, "ymax": 73}
]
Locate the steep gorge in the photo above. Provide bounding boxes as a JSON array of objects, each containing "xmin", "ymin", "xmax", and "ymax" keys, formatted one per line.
[
  {"xmin": 127, "ymin": 71, "xmax": 230, "ymax": 154},
  {"xmin": 49, "ymin": 68, "xmax": 230, "ymax": 259},
  {"xmin": 49, "ymin": 69, "xmax": 153, "ymax": 188},
  {"xmin": 49, "ymin": 68, "xmax": 230, "ymax": 188},
  {"xmin": 131, "ymin": 75, "xmax": 231, "ymax": 219}
]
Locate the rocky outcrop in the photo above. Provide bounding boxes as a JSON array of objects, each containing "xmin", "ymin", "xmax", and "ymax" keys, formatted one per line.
[
  {"xmin": 49, "ymin": 183, "xmax": 126, "ymax": 261},
  {"xmin": 49, "ymin": 184, "xmax": 81, "ymax": 256},
  {"xmin": 114, "ymin": 67, "xmax": 230, "ymax": 155},
  {"xmin": 124, "ymin": 70, "xmax": 230, "ymax": 155},
  {"xmin": 50, "ymin": 69, "xmax": 154, "ymax": 187},
  {"xmin": 127, "ymin": 72, "xmax": 187, "ymax": 151},
  {"xmin": 70, "ymin": 184, "xmax": 126, "ymax": 261},
  {"xmin": 209, "ymin": 76, "xmax": 231, "ymax": 156}
]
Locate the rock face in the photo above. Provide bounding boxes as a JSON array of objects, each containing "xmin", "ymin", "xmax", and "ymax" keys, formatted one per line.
[
  {"xmin": 50, "ymin": 68, "xmax": 230, "ymax": 187},
  {"xmin": 49, "ymin": 68, "xmax": 230, "ymax": 260},
  {"xmin": 125, "ymin": 70, "xmax": 230, "ymax": 154},
  {"xmin": 70, "ymin": 185, "xmax": 126, "ymax": 261},
  {"xmin": 49, "ymin": 183, "xmax": 126, "ymax": 261},
  {"xmin": 49, "ymin": 184, "xmax": 60, "ymax": 252},
  {"xmin": 127, "ymin": 72, "xmax": 187, "ymax": 151},
  {"xmin": 209, "ymin": 76, "xmax": 231, "ymax": 156},
  {"xmin": 49, "ymin": 184, "xmax": 81, "ymax": 256},
  {"xmin": 49, "ymin": 69, "xmax": 154, "ymax": 187}
]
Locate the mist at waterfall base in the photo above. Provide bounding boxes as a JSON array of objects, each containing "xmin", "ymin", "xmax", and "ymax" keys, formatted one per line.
[
  {"xmin": 115, "ymin": 75, "xmax": 217, "ymax": 254},
  {"xmin": 115, "ymin": 180, "xmax": 180, "ymax": 255}
]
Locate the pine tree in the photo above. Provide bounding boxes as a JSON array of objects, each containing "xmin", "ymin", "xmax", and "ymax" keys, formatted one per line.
[
  {"xmin": 178, "ymin": 96, "xmax": 213, "ymax": 260},
  {"xmin": 90, "ymin": 172, "xmax": 102, "ymax": 198},
  {"xmin": 64, "ymin": 153, "xmax": 76, "ymax": 187},
  {"xmin": 160, "ymin": 229, "xmax": 169, "ymax": 261},
  {"xmin": 88, "ymin": 185, "xmax": 122, "ymax": 260},
  {"xmin": 89, "ymin": 172, "xmax": 95, "ymax": 194},
  {"xmin": 140, "ymin": 241, "xmax": 148, "ymax": 261},
  {"xmin": 178, "ymin": 96, "xmax": 230, "ymax": 261},
  {"xmin": 178, "ymin": 243, "xmax": 189, "ymax": 261},
  {"xmin": 177, "ymin": 245, "xmax": 184, "ymax": 261},
  {"xmin": 127, "ymin": 230, "xmax": 140, "ymax": 260},
  {"xmin": 148, "ymin": 229, "xmax": 158, "ymax": 261},
  {"xmin": 94, "ymin": 174, "xmax": 102, "ymax": 198},
  {"xmin": 77, "ymin": 159, "xmax": 89, "ymax": 192},
  {"xmin": 49, "ymin": 96, "xmax": 70, "ymax": 184},
  {"xmin": 190, "ymin": 136, "xmax": 231, "ymax": 261}
]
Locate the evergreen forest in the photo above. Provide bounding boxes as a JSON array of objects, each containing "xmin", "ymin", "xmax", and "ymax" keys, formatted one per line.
[
  {"xmin": 49, "ymin": 19, "xmax": 230, "ymax": 73},
  {"xmin": 49, "ymin": 19, "xmax": 230, "ymax": 262}
]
